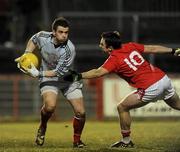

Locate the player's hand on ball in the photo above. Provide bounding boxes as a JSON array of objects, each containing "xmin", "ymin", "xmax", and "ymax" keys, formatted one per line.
[
  {"xmin": 63, "ymin": 70, "xmax": 82, "ymax": 82},
  {"xmin": 15, "ymin": 56, "xmax": 28, "ymax": 74},
  {"xmin": 16, "ymin": 62, "xmax": 28, "ymax": 74},
  {"xmin": 15, "ymin": 52, "xmax": 40, "ymax": 74},
  {"xmin": 27, "ymin": 63, "xmax": 40, "ymax": 77}
]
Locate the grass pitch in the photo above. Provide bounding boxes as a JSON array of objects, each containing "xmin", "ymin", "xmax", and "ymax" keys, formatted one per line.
[{"xmin": 0, "ymin": 120, "xmax": 180, "ymax": 152}]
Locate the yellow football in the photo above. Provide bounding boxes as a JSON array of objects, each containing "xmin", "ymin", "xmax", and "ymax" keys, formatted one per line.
[{"xmin": 15, "ymin": 53, "xmax": 39, "ymax": 70}]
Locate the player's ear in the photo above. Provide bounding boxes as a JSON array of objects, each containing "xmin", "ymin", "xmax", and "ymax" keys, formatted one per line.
[{"xmin": 52, "ymin": 30, "xmax": 56, "ymax": 36}]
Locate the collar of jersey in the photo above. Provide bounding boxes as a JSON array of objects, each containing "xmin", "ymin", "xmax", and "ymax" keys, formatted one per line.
[{"xmin": 50, "ymin": 37, "xmax": 68, "ymax": 48}]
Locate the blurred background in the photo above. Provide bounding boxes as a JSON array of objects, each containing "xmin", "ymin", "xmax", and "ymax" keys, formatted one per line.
[{"xmin": 0, "ymin": 0, "xmax": 180, "ymax": 121}]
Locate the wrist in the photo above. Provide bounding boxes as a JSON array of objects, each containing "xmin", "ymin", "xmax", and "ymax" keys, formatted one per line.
[
  {"xmin": 24, "ymin": 50, "xmax": 32, "ymax": 53},
  {"xmin": 39, "ymin": 71, "xmax": 45, "ymax": 77}
]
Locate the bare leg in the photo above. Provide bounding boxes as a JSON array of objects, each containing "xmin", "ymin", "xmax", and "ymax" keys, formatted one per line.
[
  {"xmin": 111, "ymin": 92, "xmax": 148, "ymax": 148},
  {"xmin": 40, "ymin": 91, "xmax": 57, "ymax": 127},
  {"xmin": 118, "ymin": 93, "xmax": 147, "ymax": 131},
  {"xmin": 164, "ymin": 92, "xmax": 180, "ymax": 110},
  {"xmin": 35, "ymin": 91, "xmax": 57, "ymax": 146}
]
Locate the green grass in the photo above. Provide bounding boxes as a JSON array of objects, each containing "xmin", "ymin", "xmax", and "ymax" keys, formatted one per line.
[{"xmin": 0, "ymin": 121, "xmax": 180, "ymax": 152}]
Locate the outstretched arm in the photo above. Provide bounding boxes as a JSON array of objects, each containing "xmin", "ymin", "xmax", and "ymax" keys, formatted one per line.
[
  {"xmin": 144, "ymin": 45, "xmax": 180, "ymax": 56},
  {"xmin": 144, "ymin": 45, "xmax": 172, "ymax": 53},
  {"xmin": 81, "ymin": 67, "xmax": 109, "ymax": 79},
  {"xmin": 63, "ymin": 67, "xmax": 109, "ymax": 82}
]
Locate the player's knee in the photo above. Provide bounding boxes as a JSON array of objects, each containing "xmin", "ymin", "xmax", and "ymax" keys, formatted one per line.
[
  {"xmin": 75, "ymin": 111, "xmax": 86, "ymax": 119},
  {"xmin": 44, "ymin": 105, "xmax": 56, "ymax": 113},
  {"xmin": 117, "ymin": 103, "xmax": 129, "ymax": 112}
]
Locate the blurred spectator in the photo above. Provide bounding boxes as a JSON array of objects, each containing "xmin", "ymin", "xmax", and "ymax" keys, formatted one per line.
[
  {"xmin": 0, "ymin": 0, "xmax": 10, "ymax": 13},
  {"xmin": 0, "ymin": 0, "xmax": 11, "ymax": 44},
  {"xmin": 14, "ymin": 0, "xmax": 41, "ymax": 44}
]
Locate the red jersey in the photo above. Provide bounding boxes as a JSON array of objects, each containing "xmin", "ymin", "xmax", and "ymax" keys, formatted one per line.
[{"xmin": 102, "ymin": 42, "xmax": 165, "ymax": 89}]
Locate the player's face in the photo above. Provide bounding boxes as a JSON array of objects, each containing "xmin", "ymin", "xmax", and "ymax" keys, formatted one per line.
[
  {"xmin": 99, "ymin": 38, "xmax": 110, "ymax": 54},
  {"xmin": 53, "ymin": 26, "xmax": 69, "ymax": 43}
]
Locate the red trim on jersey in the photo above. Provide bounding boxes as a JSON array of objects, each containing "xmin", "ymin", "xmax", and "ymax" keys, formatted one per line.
[{"xmin": 102, "ymin": 42, "xmax": 165, "ymax": 89}]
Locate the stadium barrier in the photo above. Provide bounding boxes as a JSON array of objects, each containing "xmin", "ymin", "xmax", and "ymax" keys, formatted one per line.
[
  {"xmin": 0, "ymin": 74, "xmax": 97, "ymax": 121},
  {"xmin": 102, "ymin": 75, "xmax": 180, "ymax": 118},
  {"xmin": 0, "ymin": 74, "xmax": 180, "ymax": 121}
]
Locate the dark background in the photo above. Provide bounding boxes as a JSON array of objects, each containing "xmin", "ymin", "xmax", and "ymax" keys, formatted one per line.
[{"xmin": 0, "ymin": 0, "xmax": 180, "ymax": 74}]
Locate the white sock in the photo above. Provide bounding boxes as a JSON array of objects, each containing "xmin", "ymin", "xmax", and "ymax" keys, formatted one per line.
[{"xmin": 121, "ymin": 136, "xmax": 131, "ymax": 144}]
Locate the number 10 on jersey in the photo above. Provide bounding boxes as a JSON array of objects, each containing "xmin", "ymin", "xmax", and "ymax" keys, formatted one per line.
[{"xmin": 124, "ymin": 51, "xmax": 145, "ymax": 71}]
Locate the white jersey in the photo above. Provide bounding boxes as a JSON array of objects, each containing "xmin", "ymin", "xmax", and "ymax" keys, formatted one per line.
[
  {"xmin": 31, "ymin": 31, "xmax": 83, "ymax": 94},
  {"xmin": 31, "ymin": 31, "xmax": 75, "ymax": 76}
]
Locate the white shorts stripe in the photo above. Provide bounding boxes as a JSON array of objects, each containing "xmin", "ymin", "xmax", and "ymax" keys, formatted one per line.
[{"xmin": 136, "ymin": 75, "xmax": 175, "ymax": 102}]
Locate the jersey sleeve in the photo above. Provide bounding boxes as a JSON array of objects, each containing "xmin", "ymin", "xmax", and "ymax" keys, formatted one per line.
[
  {"xmin": 131, "ymin": 42, "xmax": 144, "ymax": 53},
  {"xmin": 102, "ymin": 56, "xmax": 118, "ymax": 72},
  {"xmin": 30, "ymin": 32, "xmax": 42, "ymax": 48},
  {"xmin": 30, "ymin": 31, "xmax": 48, "ymax": 49}
]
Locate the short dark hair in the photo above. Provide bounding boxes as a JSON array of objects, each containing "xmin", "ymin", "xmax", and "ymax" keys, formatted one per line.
[
  {"xmin": 101, "ymin": 31, "xmax": 121, "ymax": 49},
  {"xmin": 52, "ymin": 17, "xmax": 70, "ymax": 31}
]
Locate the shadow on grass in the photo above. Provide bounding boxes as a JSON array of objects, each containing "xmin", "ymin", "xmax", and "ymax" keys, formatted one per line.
[{"xmin": 1, "ymin": 140, "xmax": 180, "ymax": 152}]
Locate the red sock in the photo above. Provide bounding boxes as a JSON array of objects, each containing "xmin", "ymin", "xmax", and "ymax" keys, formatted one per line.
[
  {"xmin": 121, "ymin": 130, "xmax": 131, "ymax": 138},
  {"xmin": 73, "ymin": 116, "xmax": 85, "ymax": 143}
]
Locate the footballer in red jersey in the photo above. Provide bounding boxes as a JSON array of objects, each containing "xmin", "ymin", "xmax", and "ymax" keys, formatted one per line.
[
  {"xmin": 102, "ymin": 42, "xmax": 165, "ymax": 89},
  {"xmin": 63, "ymin": 31, "xmax": 180, "ymax": 148}
]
